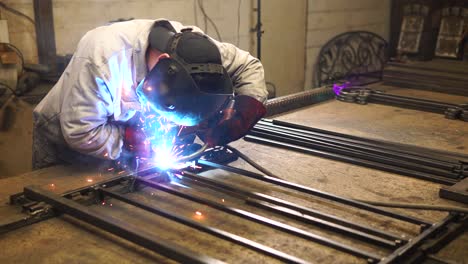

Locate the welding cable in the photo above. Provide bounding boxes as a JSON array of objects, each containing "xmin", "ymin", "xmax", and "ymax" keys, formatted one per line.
[
  {"xmin": 176, "ymin": 143, "xmax": 208, "ymax": 163},
  {"xmin": 226, "ymin": 145, "xmax": 281, "ymax": 179},
  {"xmin": 354, "ymin": 199, "xmax": 468, "ymax": 214},
  {"xmin": 0, "ymin": 2, "xmax": 35, "ymax": 25},
  {"xmin": 0, "ymin": 42, "xmax": 25, "ymax": 74}
]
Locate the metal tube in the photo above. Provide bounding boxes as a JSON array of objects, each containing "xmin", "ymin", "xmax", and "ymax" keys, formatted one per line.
[
  {"xmin": 177, "ymin": 170, "xmax": 404, "ymax": 244},
  {"xmin": 99, "ymin": 188, "xmax": 308, "ymax": 264},
  {"xmin": 259, "ymin": 120, "xmax": 466, "ymax": 164},
  {"xmin": 136, "ymin": 178, "xmax": 383, "ymax": 262},
  {"xmin": 249, "ymin": 129, "xmax": 461, "ymax": 179},
  {"xmin": 198, "ymin": 160, "xmax": 433, "ymax": 226},
  {"xmin": 253, "ymin": 123, "xmax": 457, "ymax": 171},
  {"xmin": 243, "ymin": 135, "xmax": 457, "ymax": 185},
  {"xmin": 268, "ymin": 119, "xmax": 468, "ymax": 161},
  {"xmin": 256, "ymin": 120, "xmax": 463, "ymax": 167},
  {"xmin": 23, "ymin": 185, "xmax": 223, "ymax": 264}
]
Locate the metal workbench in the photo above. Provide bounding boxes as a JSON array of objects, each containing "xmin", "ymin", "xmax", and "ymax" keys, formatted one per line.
[{"xmin": 0, "ymin": 84, "xmax": 467, "ymax": 263}]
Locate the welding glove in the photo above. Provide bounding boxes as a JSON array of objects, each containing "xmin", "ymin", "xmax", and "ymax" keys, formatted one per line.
[
  {"xmin": 197, "ymin": 95, "xmax": 266, "ymax": 147},
  {"xmin": 123, "ymin": 126, "xmax": 152, "ymax": 158}
]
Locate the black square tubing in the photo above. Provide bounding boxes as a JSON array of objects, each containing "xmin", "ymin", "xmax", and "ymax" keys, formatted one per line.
[
  {"xmin": 265, "ymin": 119, "xmax": 468, "ymax": 161},
  {"xmin": 197, "ymin": 160, "xmax": 432, "ymax": 227},
  {"xmin": 22, "ymin": 185, "xmax": 223, "ymax": 264},
  {"xmin": 257, "ymin": 119, "xmax": 466, "ymax": 166},
  {"xmin": 253, "ymin": 122, "xmax": 458, "ymax": 172},
  {"xmin": 97, "ymin": 188, "xmax": 310, "ymax": 264},
  {"xmin": 248, "ymin": 128, "xmax": 463, "ymax": 180},
  {"xmin": 135, "ymin": 177, "xmax": 383, "ymax": 263},
  {"xmin": 174, "ymin": 170, "xmax": 404, "ymax": 247}
]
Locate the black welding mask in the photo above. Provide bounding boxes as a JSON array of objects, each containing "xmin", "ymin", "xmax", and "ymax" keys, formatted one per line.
[{"xmin": 137, "ymin": 22, "xmax": 234, "ymax": 126}]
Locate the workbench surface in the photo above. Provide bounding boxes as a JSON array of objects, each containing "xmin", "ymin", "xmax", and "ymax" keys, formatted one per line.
[{"xmin": 1, "ymin": 85, "xmax": 467, "ymax": 264}]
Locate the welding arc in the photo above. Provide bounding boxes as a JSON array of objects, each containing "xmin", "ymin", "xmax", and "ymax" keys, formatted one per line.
[{"xmin": 99, "ymin": 188, "xmax": 310, "ymax": 264}]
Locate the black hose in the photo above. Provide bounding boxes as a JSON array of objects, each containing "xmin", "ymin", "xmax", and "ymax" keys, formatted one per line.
[{"xmin": 226, "ymin": 145, "xmax": 281, "ymax": 179}]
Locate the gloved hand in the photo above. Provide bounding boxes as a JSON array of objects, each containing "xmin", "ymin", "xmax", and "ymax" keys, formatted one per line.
[
  {"xmin": 197, "ymin": 95, "xmax": 266, "ymax": 147},
  {"xmin": 123, "ymin": 126, "xmax": 151, "ymax": 158}
]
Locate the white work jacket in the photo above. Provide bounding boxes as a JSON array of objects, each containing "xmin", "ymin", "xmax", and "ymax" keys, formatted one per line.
[{"xmin": 32, "ymin": 19, "xmax": 267, "ymax": 169}]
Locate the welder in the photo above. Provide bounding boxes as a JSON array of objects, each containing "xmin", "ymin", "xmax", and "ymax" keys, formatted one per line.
[{"xmin": 32, "ymin": 19, "xmax": 268, "ymax": 170}]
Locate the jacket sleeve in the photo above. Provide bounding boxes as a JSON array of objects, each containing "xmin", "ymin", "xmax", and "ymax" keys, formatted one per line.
[
  {"xmin": 216, "ymin": 41, "xmax": 268, "ymax": 103},
  {"xmin": 60, "ymin": 57, "xmax": 124, "ymax": 160}
]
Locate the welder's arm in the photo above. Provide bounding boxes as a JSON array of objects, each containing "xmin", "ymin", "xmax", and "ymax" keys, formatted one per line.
[
  {"xmin": 60, "ymin": 58, "xmax": 124, "ymax": 160},
  {"xmin": 198, "ymin": 95, "xmax": 266, "ymax": 147},
  {"xmin": 195, "ymin": 41, "xmax": 268, "ymax": 146},
  {"xmin": 216, "ymin": 41, "xmax": 268, "ymax": 103}
]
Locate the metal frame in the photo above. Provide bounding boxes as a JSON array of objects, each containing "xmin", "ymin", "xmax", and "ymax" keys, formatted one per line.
[
  {"xmin": 315, "ymin": 31, "xmax": 388, "ymax": 87},
  {"xmin": 3, "ymin": 159, "xmax": 466, "ymax": 264},
  {"xmin": 336, "ymin": 87, "xmax": 468, "ymax": 121},
  {"xmin": 246, "ymin": 119, "xmax": 467, "ymax": 185}
]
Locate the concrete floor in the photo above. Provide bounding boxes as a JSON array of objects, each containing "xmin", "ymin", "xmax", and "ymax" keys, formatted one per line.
[{"xmin": 0, "ymin": 85, "xmax": 467, "ymax": 263}]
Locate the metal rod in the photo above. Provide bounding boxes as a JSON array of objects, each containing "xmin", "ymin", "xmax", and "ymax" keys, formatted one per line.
[
  {"xmin": 268, "ymin": 119, "xmax": 468, "ymax": 161},
  {"xmin": 380, "ymin": 214, "xmax": 465, "ymax": 264},
  {"xmin": 136, "ymin": 178, "xmax": 383, "ymax": 262},
  {"xmin": 249, "ymin": 129, "xmax": 462, "ymax": 179},
  {"xmin": 247, "ymin": 199, "xmax": 400, "ymax": 248},
  {"xmin": 23, "ymin": 185, "xmax": 223, "ymax": 264},
  {"xmin": 177, "ymin": 170, "xmax": 404, "ymax": 245},
  {"xmin": 258, "ymin": 120, "xmax": 465, "ymax": 164},
  {"xmin": 99, "ymin": 188, "xmax": 308, "ymax": 264},
  {"xmin": 244, "ymin": 135, "xmax": 457, "ymax": 185},
  {"xmin": 256, "ymin": 0, "xmax": 262, "ymax": 60},
  {"xmin": 198, "ymin": 160, "xmax": 432, "ymax": 226},
  {"xmin": 253, "ymin": 123, "xmax": 457, "ymax": 171}
]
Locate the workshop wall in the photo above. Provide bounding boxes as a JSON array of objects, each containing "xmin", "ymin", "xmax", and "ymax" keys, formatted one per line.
[
  {"xmin": 305, "ymin": 0, "xmax": 391, "ymax": 89},
  {"xmin": 1, "ymin": 0, "xmax": 253, "ymax": 63}
]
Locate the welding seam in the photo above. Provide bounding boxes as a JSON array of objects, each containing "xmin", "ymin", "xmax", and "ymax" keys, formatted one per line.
[
  {"xmin": 23, "ymin": 185, "xmax": 223, "ymax": 264},
  {"xmin": 249, "ymin": 129, "xmax": 462, "ymax": 179},
  {"xmin": 177, "ymin": 174, "xmax": 401, "ymax": 248},
  {"xmin": 98, "ymin": 188, "xmax": 310, "ymax": 264},
  {"xmin": 198, "ymin": 160, "xmax": 433, "ymax": 226},
  {"xmin": 253, "ymin": 123, "xmax": 457, "ymax": 171},
  {"xmin": 136, "ymin": 178, "xmax": 383, "ymax": 262}
]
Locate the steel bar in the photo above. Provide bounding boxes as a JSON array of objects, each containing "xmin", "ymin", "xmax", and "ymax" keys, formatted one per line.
[
  {"xmin": 247, "ymin": 199, "xmax": 400, "ymax": 248},
  {"xmin": 257, "ymin": 120, "xmax": 461, "ymax": 165},
  {"xmin": 244, "ymin": 135, "xmax": 457, "ymax": 185},
  {"xmin": 250, "ymin": 128, "xmax": 461, "ymax": 178},
  {"xmin": 176, "ymin": 172, "xmax": 400, "ymax": 247},
  {"xmin": 257, "ymin": 120, "xmax": 466, "ymax": 169},
  {"xmin": 379, "ymin": 214, "xmax": 467, "ymax": 264},
  {"xmin": 136, "ymin": 178, "xmax": 383, "ymax": 262},
  {"xmin": 176, "ymin": 169, "xmax": 405, "ymax": 245},
  {"xmin": 198, "ymin": 160, "xmax": 432, "ymax": 226},
  {"xmin": 268, "ymin": 119, "xmax": 468, "ymax": 161},
  {"xmin": 253, "ymin": 123, "xmax": 457, "ymax": 171},
  {"xmin": 99, "ymin": 189, "xmax": 308, "ymax": 264},
  {"xmin": 22, "ymin": 185, "xmax": 223, "ymax": 264}
]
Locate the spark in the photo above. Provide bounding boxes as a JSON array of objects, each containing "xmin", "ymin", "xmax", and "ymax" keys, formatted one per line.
[
  {"xmin": 86, "ymin": 179, "xmax": 93, "ymax": 183},
  {"xmin": 195, "ymin": 211, "xmax": 202, "ymax": 216}
]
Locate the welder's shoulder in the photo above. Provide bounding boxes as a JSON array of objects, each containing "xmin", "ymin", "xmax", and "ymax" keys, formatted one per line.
[{"xmin": 73, "ymin": 20, "xmax": 153, "ymax": 65}]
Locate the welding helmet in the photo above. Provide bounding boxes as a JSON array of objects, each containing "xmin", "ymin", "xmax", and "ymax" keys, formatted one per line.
[{"xmin": 138, "ymin": 21, "xmax": 234, "ymax": 126}]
